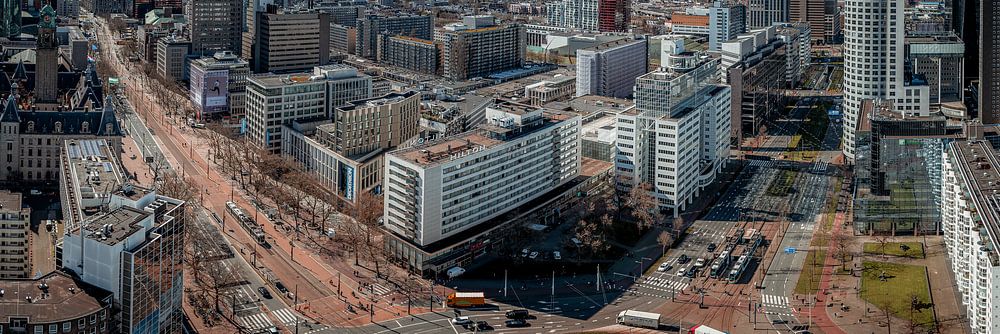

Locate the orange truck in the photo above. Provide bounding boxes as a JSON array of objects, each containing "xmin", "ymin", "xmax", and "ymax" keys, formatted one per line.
[{"xmin": 446, "ymin": 292, "xmax": 485, "ymax": 308}]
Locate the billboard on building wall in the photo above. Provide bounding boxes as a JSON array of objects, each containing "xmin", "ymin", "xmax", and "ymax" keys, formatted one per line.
[
  {"xmin": 203, "ymin": 70, "xmax": 229, "ymax": 108},
  {"xmin": 340, "ymin": 163, "xmax": 356, "ymax": 201}
]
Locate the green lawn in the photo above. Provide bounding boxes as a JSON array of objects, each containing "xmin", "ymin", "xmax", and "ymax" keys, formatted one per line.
[
  {"xmin": 863, "ymin": 242, "xmax": 925, "ymax": 258},
  {"xmin": 793, "ymin": 250, "xmax": 826, "ymax": 294},
  {"xmin": 860, "ymin": 261, "xmax": 935, "ymax": 329}
]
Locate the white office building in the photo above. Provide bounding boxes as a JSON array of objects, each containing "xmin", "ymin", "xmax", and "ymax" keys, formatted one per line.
[
  {"xmin": 940, "ymin": 139, "xmax": 1000, "ymax": 334},
  {"xmin": 576, "ymin": 38, "xmax": 648, "ymax": 99},
  {"xmin": 842, "ymin": 0, "xmax": 930, "ymax": 160},
  {"xmin": 384, "ymin": 102, "xmax": 581, "ymax": 246},
  {"xmin": 546, "ymin": 0, "xmax": 599, "ymax": 31},
  {"xmin": 614, "ymin": 42, "xmax": 731, "ymax": 217},
  {"xmin": 708, "ymin": 1, "xmax": 747, "ymax": 51}
]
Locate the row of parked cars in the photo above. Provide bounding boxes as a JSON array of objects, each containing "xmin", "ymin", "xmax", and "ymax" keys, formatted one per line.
[
  {"xmin": 657, "ymin": 254, "xmax": 709, "ymax": 278},
  {"xmin": 521, "ymin": 248, "xmax": 561, "ymax": 260}
]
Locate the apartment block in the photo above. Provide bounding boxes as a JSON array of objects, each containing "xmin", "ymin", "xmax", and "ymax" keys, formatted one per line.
[
  {"xmin": 355, "ymin": 14, "xmax": 435, "ymax": 60},
  {"xmin": 185, "ymin": 0, "xmax": 243, "ymax": 56},
  {"xmin": 440, "ymin": 16, "xmax": 526, "ymax": 80},
  {"xmin": 940, "ymin": 139, "xmax": 1000, "ymax": 333},
  {"xmin": 615, "ymin": 42, "xmax": 731, "ymax": 216},
  {"xmin": 575, "ymin": 38, "xmax": 648, "ymax": 99},
  {"xmin": 708, "ymin": 1, "xmax": 747, "ymax": 51},
  {"xmin": 0, "ymin": 190, "xmax": 29, "ymax": 279},
  {"xmin": 377, "ymin": 35, "xmax": 439, "ymax": 75}
]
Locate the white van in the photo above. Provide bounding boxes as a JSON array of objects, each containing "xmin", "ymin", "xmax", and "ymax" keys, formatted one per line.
[{"xmin": 447, "ymin": 266, "xmax": 466, "ymax": 278}]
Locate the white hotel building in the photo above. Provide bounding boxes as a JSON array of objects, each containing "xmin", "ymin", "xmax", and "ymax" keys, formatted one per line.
[
  {"xmin": 940, "ymin": 139, "xmax": 1000, "ymax": 333},
  {"xmin": 384, "ymin": 102, "xmax": 580, "ymax": 247},
  {"xmin": 614, "ymin": 41, "xmax": 731, "ymax": 217}
]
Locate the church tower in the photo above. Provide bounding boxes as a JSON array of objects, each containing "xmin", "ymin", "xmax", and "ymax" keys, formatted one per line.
[{"xmin": 35, "ymin": 4, "xmax": 58, "ymax": 103}]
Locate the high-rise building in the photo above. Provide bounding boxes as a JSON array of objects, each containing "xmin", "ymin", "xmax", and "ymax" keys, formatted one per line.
[
  {"xmin": 355, "ymin": 14, "xmax": 434, "ymax": 60},
  {"xmin": 940, "ymin": 139, "xmax": 1000, "ymax": 333},
  {"xmin": 774, "ymin": 23, "xmax": 811, "ymax": 87},
  {"xmin": 316, "ymin": 2, "xmax": 363, "ymax": 26},
  {"xmin": 907, "ymin": 35, "xmax": 965, "ymax": 105},
  {"xmin": 0, "ymin": 190, "xmax": 30, "ymax": 279},
  {"xmin": 35, "ymin": 5, "xmax": 58, "ymax": 103},
  {"xmin": 57, "ymin": 0, "xmax": 80, "ymax": 18},
  {"xmin": 842, "ymin": 0, "xmax": 929, "ymax": 160},
  {"xmin": 252, "ymin": 9, "xmax": 331, "ymax": 73},
  {"xmin": 0, "ymin": 0, "xmax": 20, "ymax": 38},
  {"xmin": 331, "ymin": 24, "xmax": 357, "ymax": 55},
  {"xmin": 708, "ymin": 1, "xmax": 747, "ymax": 51},
  {"xmin": 575, "ymin": 38, "xmax": 648, "ymax": 98},
  {"xmin": 980, "ymin": 0, "xmax": 1000, "ymax": 124},
  {"xmin": 80, "ymin": 0, "xmax": 127, "ymax": 15},
  {"xmin": 598, "ymin": 0, "xmax": 630, "ymax": 32},
  {"xmin": 383, "ymin": 102, "xmax": 581, "ymax": 247},
  {"xmin": 789, "ymin": 0, "xmax": 835, "ymax": 43},
  {"xmin": 242, "ymin": 0, "xmax": 275, "ymax": 62},
  {"xmin": 185, "ymin": 0, "xmax": 243, "ymax": 56},
  {"xmin": 615, "ymin": 40, "xmax": 731, "ymax": 216},
  {"xmin": 720, "ymin": 26, "xmax": 789, "ymax": 145},
  {"xmin": 440, "ymin": 16, "xmax": 525, "ymax": 80},
  {"xmin": 747, "ymin": 0, "xmax": 786, "ymax": 29},
  {"xmin": 155, "ymin": 36, "xmax": 191, "ymax": 81},
  {"xmin": 280, "ymin": 91, "xmax": 421, "ymax": 201},
  {"xmin": 376, "ymin": 35, "xmax": 439, "ymax": 75},
  {"xmin": 246, "ymin": 65, "xmax": 372, "ymax": 152},
  {"xmin": 189, "ymin": 51, "xmax": 251, "ymax": 120},
  {"xmin": 60, "ymin": 139, "xmax": 186, "ymax": 334},
  {"xmin": 546, "ymin": 0, "xmax": 599, "ymax": 31}
]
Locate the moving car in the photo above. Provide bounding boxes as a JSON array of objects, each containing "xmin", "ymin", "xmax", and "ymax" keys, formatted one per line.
[
  {"xmin": 476, "ymin": 321, "xmax": 492, "ymax": 331},
  {"xmin": 707, "ymin": 243, "xmax": 717, "ymax": 252},
  {"xmin": 451, "ymin": 316, "xmax": 472, "ymax": 325},
  {"xmin": 521, "ymin": 248, "xmax": 530, "ymax": 257},
  {"xmin": 274, "ymin": 282, "xmax": 288, "ymax": 294},
  {"xmin": 678, "ymin": 254, "xmax": 690, "ymax": 263},
  {"xmin": 657, "ymin": 262, "xmax": 672, "ymax": 272},
  {"xmin": 504, "ymin": 319, "xmax": 529, "ymax": 328},
  {"xmin": 505, "ymin": 309, "xmax": 530, "ymax": 319},
  {"xmin": 529, "ymin": 251, "xmax": 539, "ymax": 259},
  {"xmin": 553, "ymin": 251, "xmax": 561, "ymax": 260},
  {"xmin": 257, "ymin": 287, "xmax": 272, "ymax": 299},
  {"xmin": 676, "ymin": 267, "xmax": 687, "ymax": 277}
]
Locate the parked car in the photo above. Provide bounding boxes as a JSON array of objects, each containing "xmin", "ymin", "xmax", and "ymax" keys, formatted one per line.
[
  {"xmin": 451, "ymin": 316, "xmax": 472, "ymax": 325},
  {"xmin": 678, "ymin": 254, "xmax": 690, "ymax": 263},
  {"xmin": 506, "ymin": 310, "xmax": 530, "ymax": 319},
  {"xmin": 476, "ymin": 321, "xmax": 492, "ymax": 331},
  {"xmin": 553, "ymin": 251, "xmax": 561, "ymax": 260},
  {"xmin": 657, "ymin": 262, "xmax": 672, "ymax": 272},
  {"xmin": 521, "ymin": 248, "xmax": 530, "ymax": 257},
  {"xmin": 257, "ymin": 287, "xmax": 272, "ymax": 299},
  {"xmin": 274, "ymin": 282, "xmax": 288, "ymax": 294},
  {"xmin": 504, "ymin": 319, "xmax": 529, "ymax": 328},
  {"xmin": 529, "ymin": 251, "xmax": 539, "ymax": 259}
]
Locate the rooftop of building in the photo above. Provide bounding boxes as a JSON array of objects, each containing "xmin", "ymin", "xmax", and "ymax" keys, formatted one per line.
[
  {"xmin": 391, "ymin": 35, "xmax": 435, "ymax": 45},
  {"xmin": 544, "ymin": 95, "xmax": 634, "ymax": 119},
  {"xmin": 80, "ymin": 206, "xmax": 149, "ymax": 246},
  {"xmin": 336, "ymin": 91, "xmax": 418, "ymax": 112},
  {"xmin": 393, "ymin": 106, "xmax": 575, "ymax": 168},
  {"xmin": 0, "ymin": 270, "xmax": 112, "ymax": 324},
  {"xmin": 0, "ymin": 190, "xmax": 24, "ymax": 213},
  {"xmin": 580, "ymin": 37, "xmax": 645, "ymax": 52},
  {"xmin": 950, "ymin": 139, "xmax": 1000, "ymax": 266}
]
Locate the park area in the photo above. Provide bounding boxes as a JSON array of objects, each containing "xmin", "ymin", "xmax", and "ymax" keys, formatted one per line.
[
  {"xmin": 863, "ymin": 242, "xmax": 925, "ymax": 259},
  {"xmin": 860, "ymin": 261, "xmax": 935, "ymax": 330}
]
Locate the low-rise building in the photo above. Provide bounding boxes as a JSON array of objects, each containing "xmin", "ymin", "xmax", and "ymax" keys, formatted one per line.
[
  {"xmin": 525, "ymin": 75, "xmax": 576, "ymax": 106},
  {"xmin": 0, "ymin": 271, "xmax": 115, "ymax": 334},
  {"xmin": 670, "ymin": 8, "xmax": 710, "ymax": 35}
]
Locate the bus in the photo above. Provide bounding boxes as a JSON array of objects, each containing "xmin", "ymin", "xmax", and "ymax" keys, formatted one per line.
[{"xmin": 226, "ymin": 201, "xmax": 266, "ymax": 244}]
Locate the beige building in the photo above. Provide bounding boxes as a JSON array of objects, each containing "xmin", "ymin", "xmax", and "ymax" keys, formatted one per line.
[
  {"xmin": 0, "ymin": 190, "xmax": 30, "ymax": 279},
  {"xmin": 252, "ymin": 10, "xmax": 331, "ymax": 73},
  {"xmin": 525, "ymin": 75, "xmax": 576, "ymax": 106},
  {"xmin": 156, "ymin": 36, "xmax": 191, "ymax": 81}
]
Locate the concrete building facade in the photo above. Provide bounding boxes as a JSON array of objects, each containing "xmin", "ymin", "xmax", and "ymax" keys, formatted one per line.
[
  {"xmin": 708, "ymin": 1, "xmax": 747, "ymax": 51},
  {"xmin": 575, "ymin": 38, "xmax": 648, "ymax": 99},
  {"xmin": 440, "ymin": 17, "xmax": 526, "ymax": 81},
  {"xmin": 0, "ymin": 190, "xmax": 29, "ymax": 279},
  {"xmin": 185, "ymin": 0, "xmax": 243, "ymax": 56},
  {"xmin": 355, "ymin": 15, "xmax": 434, "ymax": 60},
  {"xmin": 376, "ymin": 35, "xmax": 439, "ymax": 75},
  {"xmin": 155, "ymin": 36, "xmax": 191, "ymax": 82},
  {"xmin": 253, "ymin": 11, "xmax": 331, "ymax": 74},
  {"xmin": 188, "ymin": 51, "xmax": 250, "ymax": 120}
]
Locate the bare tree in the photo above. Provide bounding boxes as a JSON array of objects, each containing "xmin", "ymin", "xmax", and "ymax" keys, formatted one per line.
[
  {"xmin": 657, "ymin": 230, "xmax": 673, "ymax": 255},
  {"xmin": 627, "ymin": 182, "xmax": 661, "ymax": 229}
]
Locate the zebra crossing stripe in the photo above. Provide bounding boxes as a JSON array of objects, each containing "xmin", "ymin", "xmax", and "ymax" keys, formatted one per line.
[
  {"xmin": 761, "ymin": 294, "xmax": 789, "ymax": 307},
  {"xmin": 272, "ymin": 308, "xmax": 299, "ymax": 326},
  {"xmin": 240, "ymin": 313, "xmax": 273, "ymax": 330}
]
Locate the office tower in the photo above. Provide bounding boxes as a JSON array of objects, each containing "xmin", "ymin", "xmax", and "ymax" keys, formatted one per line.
[
  {"xmin": 35, "ymin": 5, "xmax": 58, "ymax": 103},
  {"xmin": 355, "ymin": 14, "xmax": 434, "ymax": 60},
  {"xmin": 615, "ymin": 40, "xmax": 731, "ymax": 217},
  {"xmin": 60, "ymin": 139, "xmax": 186, "ymax": 334},
  {"xmin": 720, "ymin": 26, "xmax": 789, "ymax": 145},
  {"xmin": 842, "ymin": 0, "xmax": 929, "ymax": 160},
  {"xmin": 57, "ymin": 0, "xmax": 80, "ymax": 18},
  {"xmin": 0, "ymin": 0, "xmax": 19, "ymax": 38},
  {"xmin": 940, "ymin": 139, "xmax": 1000, "ymax": 333},
  {"xmin": 598, "ymin": 0, "xmax": 630, "ymax": 32},
  {"xmin": 189, "ymin": 51, "xmax": 251, "ymax": 120},
  {"xmin": 316, "ymin": 2, "xmax": 363, "ymax": 26},
  {"xmin": 575, "ymin": 38, "xmax": 648, "ymax": 98},
  {"xmin": 246, "ymin": 65, "xmax": 372, "ymax": 152},
  {"xmin": 185, "ymin": 0, "xmax": 243, "ymax": 56},
  {"xmin": 376, "ymin": 35, "xmax": 439, "ymax": 75},
  {"xmin": 981, "ymin": 0, "xmax": 1000, "ymax": 123},
  {"xmin": 440, "ymin": 16, "xmax": 525, "ymax": 80},
  {"xmin": 546, "ymin": 0, "xmax": 599, "ymax": 31},
  {"xmin": 156, "ymin": 36, "xmax": 191, "ymax": 81},
  {"xmin": 253, "ymin": 10, "xmax": 331, "ymax": 73},
  {"xmin": 708, "ymin": 1, "xmax": 747, "ymax": 51},
  {"xmin": 80, "ymin": 0, "xmax": 127, "ymax": 15},
  {"xmin": 243, "ymin": 0, "xmax": 275, "ymax": 61},
  {"xmin": 747, "ymin": 0, "xmax": 786, "ymax": 29},
  {"xmin": 789, "ymin": 0, "xmax": 834, "ymax": 43},
  {"xmin": 908, "ymin": 35, "xmax": 965, "ymax": 105},
  {"xmin": 281, "ymin": 91, "xmax": 421, "ymax": 201},
  {"xmin": 384, "ymin": 102, "xmax": 580, "ymax": 246},
  {"xmin": 0, "ymin": 190, "xmax": 30, "ymax": 279}
]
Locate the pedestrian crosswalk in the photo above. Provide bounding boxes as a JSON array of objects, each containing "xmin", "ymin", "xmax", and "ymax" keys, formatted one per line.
[
  {"xmin": 239, "ymin": 313, "xmax": 273, "ymax": 332},
  {"xmin": 810, "ymin": 162, "xmax": 828, "ymax": 173},
  {"xmin": 640, "ymin": 276, "xmax": 689, "ymax": 292},
  {"xmin": 760, "ymin": 294, "xmax": 789, "ymax": 308},
  {"xmin": 272, "ymin": 308, "xmax": 299, "ymax": 327},
  {"xmin": 747, "ymin": 159, "xmax": 777, "ymax": 168},
  {"xmin": 369, "ymin": 283, "xmax": 392, "ymax": 296}
]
